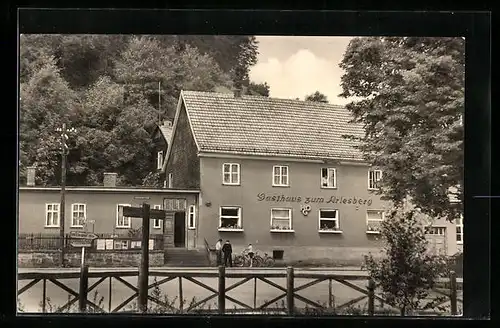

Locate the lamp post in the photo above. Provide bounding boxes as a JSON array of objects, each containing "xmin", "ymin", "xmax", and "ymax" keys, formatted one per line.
[{"xmin": 56, "ymin": 123, "xmax": 76, "ymax": 267}]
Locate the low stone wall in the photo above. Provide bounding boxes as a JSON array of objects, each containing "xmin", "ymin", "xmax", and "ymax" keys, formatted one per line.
[{"xmin": 18, "ymin": 250, "xmax": 165, "ymax": 268}]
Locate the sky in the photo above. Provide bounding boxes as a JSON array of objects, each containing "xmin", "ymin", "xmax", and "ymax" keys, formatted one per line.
[{"xmin": 249, "ymin": 36, "xmax": 353, "ymax": 105}]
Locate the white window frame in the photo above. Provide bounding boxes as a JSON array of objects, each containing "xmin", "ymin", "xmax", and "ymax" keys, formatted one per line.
[
  {"xmin": 222, "ymin": 163, "xmax": 240, "ymax": 185},
  {"xmin": 168, "ymin": 173, "xmax": 173, "ymax": 188},
  {"xmin": 71, "ymin": 203, "xmax": 86, "ymax": 228},
  {"xmin": 152, "ymin": 205, "xmax": 162, "ymax": 229},
  {"xmin": 116, "ymin": 204, "xmax": 132, "ymax": 228},
  {"xmin": 366, "ymin": 209, "xmax": 385, "ymax": 234},
  {"xmin": 425, "ymin": 226, "xmax": 447, "ymax": 236},
  {"xmin": 45, "ymin": 203, "xmax": 60, "ymax": 227},
  {"xmin": 272, "ymin": 165, "xmax": 289, "ymax": 187},
  {"xmin": 188, "ymin": 205, "xmax": 196, "ymax": 229},
  {"xmin": 368, "ymin": 170, "xmax": 383, "ymax": 190},
  {"xmin": 270, "ymin": 208, "xmax": 294, "ymax": 232},
  {"xmin": 218, "ymin": 206, "xmax": 243, "ymax": 231},
  {"xmin": 157, "ymin": 151, "xmax": 164, "ymax": 170},
  {"xmin": 456, "ymin": 217, "xmax": 463, "ymax": 244},
  {"xmin": 321, "ymin": 168, "xmax": 337, "ymax": 189},
  {"xmin": 318, "ymin": 209, "xmax": 341, "ymax": 233}
]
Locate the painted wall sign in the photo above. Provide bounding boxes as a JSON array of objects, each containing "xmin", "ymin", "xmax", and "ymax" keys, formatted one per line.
[{"xmin": 257, "ymin": 193, "xmax": 373, "ymax": 206}]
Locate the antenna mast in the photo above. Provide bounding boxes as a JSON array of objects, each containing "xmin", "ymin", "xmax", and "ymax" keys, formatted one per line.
[{"xmin": 158, "ymin": 81, "xmax": 161, "ymax": 125}]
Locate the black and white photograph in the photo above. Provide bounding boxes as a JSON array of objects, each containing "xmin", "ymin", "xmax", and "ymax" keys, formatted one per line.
[{"xmin": 17, "ymin": 32, "xmax": 466, "ymax": 317}]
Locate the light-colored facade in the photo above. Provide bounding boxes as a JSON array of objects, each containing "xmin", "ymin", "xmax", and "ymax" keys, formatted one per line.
[{"xmin": 162, "ymin": 90, "xmax": 463, "ymax": 264}]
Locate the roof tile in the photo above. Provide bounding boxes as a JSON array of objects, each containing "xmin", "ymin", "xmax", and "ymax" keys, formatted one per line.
[{"xmin": 181, "ymin": 90, "xmax": 366, "ymax": 161}]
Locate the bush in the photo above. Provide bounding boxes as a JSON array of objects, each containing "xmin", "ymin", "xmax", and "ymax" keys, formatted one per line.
[{"xmin": 364, "ymin": 208, "xmax": 449, "ymax": 316}]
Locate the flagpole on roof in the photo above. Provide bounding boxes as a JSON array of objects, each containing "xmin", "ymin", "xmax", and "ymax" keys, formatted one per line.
[{"xmin": 158, "ymin": 81, "xmax": 161, "ymax": 125}]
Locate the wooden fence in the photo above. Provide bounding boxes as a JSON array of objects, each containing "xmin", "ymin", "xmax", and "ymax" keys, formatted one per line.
[
  {"xmin": 18, "ymin": 233, "xmax": 164, "ymax": 252},
  {"xmin": 17, "ymin": 266, "xmax": 463, "ymax": 315}
]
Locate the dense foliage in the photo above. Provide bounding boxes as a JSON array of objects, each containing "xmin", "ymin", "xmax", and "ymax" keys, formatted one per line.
[
  {"xmin": 305, "ymin": 91, "xmax": 328, "ymax": 103},
  {"xmin": 19, "ymin": 35, "xmax": 264, "ymax": 186},
  {"xmin": 339, "ymin": 37, "xmax": 464, "ymax": 222},
  {"xmin": 364, "ymin": 209, "xmax": 448, "ymax": 316}
]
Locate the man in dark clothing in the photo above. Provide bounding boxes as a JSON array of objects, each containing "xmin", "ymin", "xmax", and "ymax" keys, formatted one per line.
[{"xmin": 222, "ymin": 240, "xmax": 233, "ymax": 267}]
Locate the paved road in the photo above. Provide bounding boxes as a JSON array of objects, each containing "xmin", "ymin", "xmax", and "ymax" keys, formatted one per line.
[{"xmin": 17, "ymin": 267, "xmax": 462, "ymax": 314}]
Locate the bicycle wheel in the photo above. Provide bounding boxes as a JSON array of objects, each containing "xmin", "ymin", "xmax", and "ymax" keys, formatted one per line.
[
  {"xmin": 264, "ymin": 257, "xmax": 275, "ymax": 267},
  {"xmin": 233, "ymin": 255, "xmax": 245, "ymax": 267},
  {"xmin": 253, "ymin": 255, "xmax": 264, "ymax": 267}
]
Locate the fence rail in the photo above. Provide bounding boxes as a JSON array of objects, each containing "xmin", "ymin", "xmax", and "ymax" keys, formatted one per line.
[
  {"xmin": 18, "ymin": 267, "xmax": 463, "ymax": 315},
  {"xmin": 18, "ymin": 233, "xmax": 164, "ymax": 252}
]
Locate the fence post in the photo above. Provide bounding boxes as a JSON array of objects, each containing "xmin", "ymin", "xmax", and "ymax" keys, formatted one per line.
[
  {"xmin": 179, "ymin": 277, "xmax": 183, "ymax": 313},
  {"xmin": 253, "ymin": 277, "xmax": 257, "ymax": 309},
  {"xmin": 218, "ymin": 265, "xmax": 225, "ymax": 314},
  {"xmin": 367, "ymin": 278, "xmax": 375, "ymax": 316},
  {"xmin": 42, "ymin": 278, "xmax": 47, "ymax": 313},
  {"xmin": 328, "ymin": 278, "xmax": 333, "ymax": 309},
  {"xmin": 108, "ymin": 276, "xmax": 112, "ymax": 312},
  {"xmin": 79, "ymin": 264, "xmax": 89, "ymax": 312},
  {"xmin": 286, "ymin": 267, "xmax": 294, "ymax": 315},
  {"xmin": 450, "ymin": 270, "xmax": 457, "ymax": 315}
]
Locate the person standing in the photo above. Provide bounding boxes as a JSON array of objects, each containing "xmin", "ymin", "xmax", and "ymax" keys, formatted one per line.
[
  {"xmin": 222, "ymin": 240, "xmax": 233, "ymax": 267},
  {"xmin": 244, "ymin": 243, "xmax": 254, "ymax": 267},
  {"xmin": 215, "ymin": 238, "xmax": 223, "ymax": 266}
]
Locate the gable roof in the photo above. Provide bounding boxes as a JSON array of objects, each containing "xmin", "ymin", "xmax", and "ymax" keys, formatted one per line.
[
  {"xmin": 158, "ymin": 124, "xmax": 173, "ymax": 144},
  {"xmin": 163, "ymin": 90, "xmax": 366, "ymax": 171}
]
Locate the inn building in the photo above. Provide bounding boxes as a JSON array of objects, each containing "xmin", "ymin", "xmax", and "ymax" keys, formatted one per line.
[
  {"xmin": 162, "ymin": 90, "xmax": 462, "ymax": 264},
  {"xmin": 17, "ymin": 90, "xmax": 462, "ymax": 266}
]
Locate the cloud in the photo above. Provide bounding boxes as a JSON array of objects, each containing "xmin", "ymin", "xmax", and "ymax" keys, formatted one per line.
[{"xmin": 249, "ymin": 49, "xmax": 348, "ymax": 105}]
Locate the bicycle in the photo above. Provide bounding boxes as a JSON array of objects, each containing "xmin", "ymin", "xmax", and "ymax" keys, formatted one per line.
[
  {"xmin": 233, "ymin": 251, "xmax": 261, "ymax": 267},
  {"xmin": 256, "ymin": 252, "xmax": 275, "ymax": 267}
]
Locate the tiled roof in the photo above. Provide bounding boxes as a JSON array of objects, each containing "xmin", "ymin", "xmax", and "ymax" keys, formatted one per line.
[
  {"xmin": 181, "ymin": 90, "xmax": 366, "ymax": 161},
  {"xmin": 159, "ymin": 124, "xmax": 173, "ymax": 144}
]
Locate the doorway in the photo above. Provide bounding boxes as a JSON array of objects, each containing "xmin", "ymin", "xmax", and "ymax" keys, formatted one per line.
[{"xmin": 174, "ymin": 212, "xmax": 186, "ymax": 247}]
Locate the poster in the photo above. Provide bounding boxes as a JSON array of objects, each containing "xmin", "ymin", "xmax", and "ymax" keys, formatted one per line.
[
  {"xmin": 149, "ymin": 239, "xmax": 154, "ymax": 250},
  {"xmin": 105, "ymin": 239, "xmax": 114, "ymax": 250},
  {"xmin": 96, "ymin": 239, "xmax": 105, "ymax": 250}
]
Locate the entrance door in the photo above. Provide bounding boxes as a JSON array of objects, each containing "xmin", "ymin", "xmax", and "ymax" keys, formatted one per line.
[{"xmin": 174, "ymin": 212, "xmax": 186, "ymax": 247}]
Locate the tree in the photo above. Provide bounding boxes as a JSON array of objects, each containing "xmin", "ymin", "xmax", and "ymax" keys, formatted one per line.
[
  {"xmin": 339, "ymin": 37, "xmax": 464, "ymax": 222},
  {"xmin": 19, "ymin": 56, "xmax": 81, "ymax": 185},
  {"xmin": 305, "ymin": 91, "xmax": 328, "ymax": 103},
  {"xmin": 247, "ymin": 82, "xmax": 270, "ymax": 97},
  {"xmin": 364, "ymin": 208, "xmax": 448, "ymax": 316}
]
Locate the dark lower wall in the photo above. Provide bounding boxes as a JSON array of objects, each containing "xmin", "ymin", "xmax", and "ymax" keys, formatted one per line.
[{"xmin": 18, "ymin": 250, "xmax": 164, "ymax": 268}]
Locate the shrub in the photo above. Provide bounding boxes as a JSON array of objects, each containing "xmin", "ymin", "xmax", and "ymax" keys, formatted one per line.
[{"xmin": 364, "ymin": 208, "xmax": 449, "ymax": 316}]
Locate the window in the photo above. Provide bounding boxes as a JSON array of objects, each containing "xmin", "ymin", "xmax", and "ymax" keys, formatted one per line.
[
  {"xmin": 270, "ymin": 208, "xmax": 293, "ymax": 231},
  {"xmin": 368, "ymin": 170, "xmax": 382, "ymax": 190},
  {"xmin": 71, "ymin": 203, "xmax": 86, "ymax": 227},
  {"xmin": 366, "ymin": 210, "xmax": 384, "ymax": 234},
  {"xmin": 153, "ymin": 205, "xmax": 162, "ymax": 229},
  {"xmin": 168, "ymin": 173, "xmax": 173, "ymax": 188},
  {"xmin": 319, "ymin": 210, "xmax": 340, "ymax": 232},
  {"xmin": 45, "ymin": 203, "xmax": 60, "ymax": 227},
  {"xmin": 273, "ymin": 165, "xmax": 289, "ymax": 187},
  {"xmin": 164, "ymin": 198, "xmax": 186, "ymax": 211},
  {"xmin": 425, "ymin": 226, "xmax": 446, "ymax": 236},
  {"xmin": 321, "ymin": 168, "xmax": 337, "ymax": 188},
  {"xmin": 456, "ymin": 217, "xmax": 463, "ymax": 244},
  {"xmin": 222, "ymin": 163, "xmax": 240, "ymax": 185},
  {"xmin": 219, "ymin": 207, "xmax": 242, "ymax": 230},
  {"xmin": 116, "ymin": 204, "xmax": 131, "ymax": 228},
  {"xmin": 157, "ymin": 151, "xmax": 164, "ymax": 170},
  {"xmin": 188, "ymin": 205, "xmax": 196, "ymax": 229}
]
